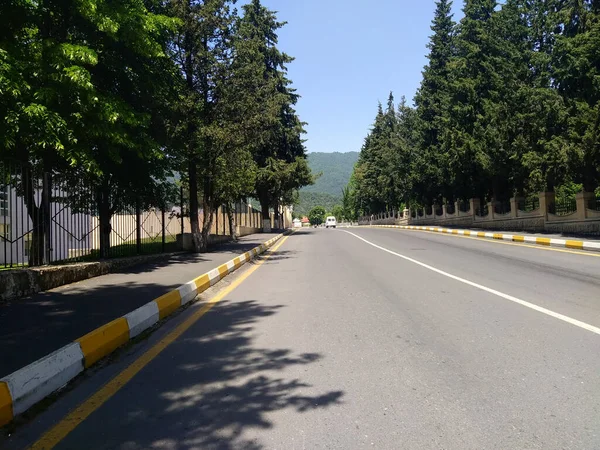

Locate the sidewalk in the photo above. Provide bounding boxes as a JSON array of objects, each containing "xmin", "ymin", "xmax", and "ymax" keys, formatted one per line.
[{"xmin": 0, "ymin": 233, "xmax": 279, "ymax": 377}]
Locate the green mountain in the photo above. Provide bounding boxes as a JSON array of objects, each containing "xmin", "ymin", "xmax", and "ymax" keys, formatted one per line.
[{"xmin": 294, "ymin": 151, "xmax": 359, "ymax": 216}]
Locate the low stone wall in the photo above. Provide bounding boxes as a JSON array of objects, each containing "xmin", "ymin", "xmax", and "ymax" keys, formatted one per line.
[
  {"xmin": 238, "ymin": 226, "xmax": 262, "ymax": 237},
  {"xmin": 0, "ymin": 252, "xmax": 184, "ymax": 304},
  {"xmin": 545, "ymin": 219, "xmax": 600, "ymax": 237},
  {"xmin": 411, "ymin": 215, "xmax": 474, "ymax": 228}
]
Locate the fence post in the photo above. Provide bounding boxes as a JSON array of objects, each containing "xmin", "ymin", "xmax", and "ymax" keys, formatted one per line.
[
  {"xmin": 470, "ymin": 198, "xmax": 480, "ymax": 219},
  {"xmin": 223, "ymin": 205, "xmax": 226, "ymax": 235},
  {"xmin": 576, "ymin": 191, "xmax": 594, "ymax": 220},
  {"xmin": 510, "ymin": 197, "xmax": 520, "ymax": 218},
  {"xmin": 136, "ymin": 198, "xmax": 142, "ymax": 254},
  {"xmin": 180, "ymin": 186, "xmax": 184, "ymax": 245},
  {"xmin": 42, "ymin": 172, "xmax": 52, "ymax": 264},
  {"xmin": 539, "ymin": 191, "xmax": 555, "ymax": 222},
  {"xmin": 161, "ymin": 207, "xmax": 166, "ymax": 252}
]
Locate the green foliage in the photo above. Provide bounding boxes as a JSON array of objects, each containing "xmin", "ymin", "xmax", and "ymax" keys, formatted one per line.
[
  {"xmin": 329, "ymin": 205, "xmax": 344, "ymax": 221},
  {"xmin": 308, "ymin": 206, "xmax": 326, "ymax": 226},
  {"xmin": 295, "ymin": 191, "xmax": 340, "ymax": 217},
  {"xmin": 301, "ymin": 152, "xmax": 359, "ymax": 195},
  {"xmin": 235, "ymin": 0, "xmax": 312, "ymax": 222},
  {"xmin": 349, "ymin": 0, "xmax": 600, "ymax": 216}
]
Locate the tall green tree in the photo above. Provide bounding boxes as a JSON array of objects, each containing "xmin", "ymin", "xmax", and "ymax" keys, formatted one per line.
[
  {"xmin": 0, "ymin": 0, "xmax": 178, "ymax": 262},
  {"xmin": 553, "ymin": 0, "xmax": 600, "ymax": 192},
  {"xmin": 168, "ymin": 0, "xmax": 238, "ymax": 251},
  {"xmin": 413, "ymin": 0, "xmax": 456, "ymax": 203},
  {"xmin": 445, "ymin": 0, "xmax": 521, "ymax": 201},
  {"xmin": 236, "ymin": 0, "xmax": 311, "ymax": 231}
]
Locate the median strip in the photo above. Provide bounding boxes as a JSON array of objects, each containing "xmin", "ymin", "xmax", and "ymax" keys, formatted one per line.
[
  {"xmin": 0, "ymin": 233, "xmax": 284, "ymax": 428},
  {"xmin": 369, "ymin": 225, "xmax": 600, "ymax": 253}
]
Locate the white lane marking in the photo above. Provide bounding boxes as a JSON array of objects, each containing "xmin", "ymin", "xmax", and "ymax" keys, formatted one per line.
[{"xmin": 341, "ymin": 230, "xmax": 600, "ymax": 336}]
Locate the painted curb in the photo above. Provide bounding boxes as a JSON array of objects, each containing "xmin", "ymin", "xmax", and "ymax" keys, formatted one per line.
[
  {"xmin": 368, "ymin": 225, "xmax": 600, "ymax": 253},
  {"xmin": 0, "ymin": 233, "xmax": 284, "ymax": 427}
]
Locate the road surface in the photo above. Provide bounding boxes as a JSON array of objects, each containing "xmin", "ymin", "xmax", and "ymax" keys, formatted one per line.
[{"xmin": 5, "ymin": 227, "xmax": 600, "ymax": 449}]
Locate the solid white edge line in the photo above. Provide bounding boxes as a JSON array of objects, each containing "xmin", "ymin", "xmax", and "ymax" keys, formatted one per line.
[{"xmin": 341, "ymin": 230, "xmax": 600, "ymax": 336}]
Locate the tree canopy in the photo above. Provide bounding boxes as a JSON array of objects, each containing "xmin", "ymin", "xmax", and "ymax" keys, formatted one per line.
[{"xmin": 347, "ymin": 0, "xmax": 600, "ymax": 216}]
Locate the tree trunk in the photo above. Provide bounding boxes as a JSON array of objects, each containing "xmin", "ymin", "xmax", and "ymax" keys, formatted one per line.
[
  {"xmin": 226, "ymin": 203, "xmax": 237, "ymax": 241},
  {"xmin": 260, "ymin": 197, "xmax": 271, "ymax": 232},
  {"xmin": 272, "ymin": 200, "xmax": 280, "ymax": 230},
  {"xmin": 201, "ymin": 194, "xmax": 213, "ymax": 252},
  {"xmin": 97, "ymin": 180, "xmax": 112, "ymax": 259},
  {"xmin": 188, "ymin": 158, "xmax": 202, "ymax": 253},
  {"xmin": 21, "ymin": 165, "xmax": 47, "ymax": 266}
]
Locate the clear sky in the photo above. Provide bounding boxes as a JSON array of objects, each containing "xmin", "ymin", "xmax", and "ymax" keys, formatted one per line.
[{"xmin": 243, "ymin": 0, "xmax": 463, "ymax": 154}]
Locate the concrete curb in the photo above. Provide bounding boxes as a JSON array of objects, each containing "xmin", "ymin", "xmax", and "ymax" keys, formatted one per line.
[
  {"xmin": 368, "ymin": 225, "xmax": 600, "ymax": 253},
  {"xmin": 0, "ymin": 233, "xmax": 284, "ymax": 427}
]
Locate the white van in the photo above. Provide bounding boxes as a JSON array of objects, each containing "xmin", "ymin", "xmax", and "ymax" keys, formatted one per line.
[{"xmin": 325, "ymin": 216, "xmax": 337, "ymax": 228}]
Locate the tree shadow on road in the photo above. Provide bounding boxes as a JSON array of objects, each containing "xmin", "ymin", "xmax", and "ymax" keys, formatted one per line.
[
  {"xmin": 64, "ymin": 300, "xmax": 344, "ymax": 450},
  {"xmin": 0, "ymin": 243, "xmax": 297, "ymax": 377}
]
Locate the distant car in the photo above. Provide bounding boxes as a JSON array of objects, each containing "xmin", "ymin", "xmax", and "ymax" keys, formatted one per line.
[{"xmin": 325, "ymin": 216, "xmax": 337, "ymax": 228}]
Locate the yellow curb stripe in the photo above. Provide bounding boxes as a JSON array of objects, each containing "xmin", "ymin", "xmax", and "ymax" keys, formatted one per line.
[
  {"xmin": 452, "ymin": 230, "xmax": 459, "ymax": 235},
  {"xmin": 0, "ymin": 381, "xmax": 13, "ymax": 426},
  {"xmin": 244, "ymin": 251, "xmax": 251, "ymax": 261},
  {"xmin": 29, "ymin": 234, "xmax": 291, "ymax": 450},
  {"xmin": 536, "ymin": 237, "xmax": 551, "ymax": 246},
  {"xmin": 493, "ymin": 233, "xmax": 503, "ymax": 240},
  {"xmin": 77, "ymin": 318, "xmax": 130, "ymax": 368},
  {"xmin": 194, "ymin": 273, "xmax": 211, "ymax": 293},
  {"xmin": 218, "ymin": 264, "xmax": 228, "ymax": 279},
  {"xmin": 233, "ymin": 257, "xmax": 241, "ymax": 269},
  {"xmin": 477, "ymin": 232, "xmax": 486, "ymax": 238},
  {"xmin": 566, "ymin": 240, "xmax": 584, "ymax": 250},
  {"xmin": 512, "ymin": 235, "xmax": 525, "ymax": 242},
  {"xmin": 155, "ymin": 290, "xmax": 182, "ymax": 320},
  {"xmin": 464, "ymin": 231, "xmax": 471, "ymax": 236}
]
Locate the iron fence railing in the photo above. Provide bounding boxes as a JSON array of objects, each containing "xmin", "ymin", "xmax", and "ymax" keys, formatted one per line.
[
  {"xmin": 459, "ymin": 200, "xmax": 470, "ymax": 213},
  {"xmin": 476, "ymin": 204, "xmax": 489, "ymax": 217},
  {"xmin": 587, "ymin": 198, "xmax": 600, "ymax": 211},
  {"xmin": 518, "ymin": 197, "xmax": 540, "ymax": 212},
  {"xmin": 494, "ymin": 201, "xmax": 511, "ymax": 215},
  {"xmin": 434, "ymin": 205, "xmax": 443, "ymax": 216},
  {"xmin": 548, "ymin": 198, "xmax": 577, "ymax": 216},
  {"xmin": 1, "ymin": 160, "xmax": 263, "ymax": 269},
  {"xmin": 446, "ymin": 203, "xmax": 455, "ymax": 215}
]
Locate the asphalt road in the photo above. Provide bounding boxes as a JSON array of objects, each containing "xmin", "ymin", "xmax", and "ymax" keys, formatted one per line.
[{"xmin": 5, "ymin": 227, "xmax": 600, "ymax": 449}]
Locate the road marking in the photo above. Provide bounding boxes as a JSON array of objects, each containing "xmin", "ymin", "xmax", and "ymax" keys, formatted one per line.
[
  {"xmin": 29, "ymin": 235, "xmax": 290, "ymax": 450},
  {"xmin": 342, "ymin": 230, "xmax": 600, "ymax": 336},
  {"xmin": 391, "ymin": 227, "xmax": 600, "ymax": 258}
]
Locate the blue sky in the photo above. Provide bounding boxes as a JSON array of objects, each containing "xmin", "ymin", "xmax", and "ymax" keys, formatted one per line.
[{"xmin": 243, "ymin": 0, "xmax": 463, "ymax": 154}]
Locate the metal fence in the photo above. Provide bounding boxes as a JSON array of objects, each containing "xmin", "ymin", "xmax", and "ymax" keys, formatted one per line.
[
  {"xmin": 494, "ymin": 201, "xmax": 511, "ymax": 215},
  {"xmin": 548, "ymin": 198, "xmax": 577, "ymax": 216},
  {"xmin": 458, "ymin": 200, "xmax": 470, "ymax": 213},
  {"xmin": 1, "ymin": 160, "xmax": 264, "ymax": 269},
  {"xmin": 518, "ymin": 197, "xmax": 540, "ymax": 212}
]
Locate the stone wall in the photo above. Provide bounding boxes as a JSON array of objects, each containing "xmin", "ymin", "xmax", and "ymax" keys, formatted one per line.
[{"xmin": 0, "ymin": 252, "xmax": 183, "ymax": 304}]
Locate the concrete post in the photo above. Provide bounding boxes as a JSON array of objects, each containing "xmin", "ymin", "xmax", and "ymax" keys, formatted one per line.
[
  {"xmin": 454, "ymin": 201, "xmax": 460, "ymax": 216},
  {"xmin": 488, "ymin": 200, "xmax": 495, "ymax": 220},
  {"xmin": 576, "ymin": 191, "xmax": 595, "ymax": 220},
  {"xmin": 442, "ymin": 204, "xmax": 448, "ymax": 218},
  {"xmin": 470, "ymin": 198, "xmax": 480, "ymax": 218},
  {"xmin": 510, "ymin": 197, "xmax": 521, "ymax": 218},
  {"xmin": 538, "ymin": 191, "xmax": 555, "ymax": 220},
  {"xmin": 404, "ymin": 208, "xmax": 409, "ymax": 220}
]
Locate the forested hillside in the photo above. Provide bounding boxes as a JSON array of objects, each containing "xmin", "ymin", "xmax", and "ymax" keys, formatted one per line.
[{"xmin": 294, "ymin": 152, "xmax": 358, "ymax": 216}]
